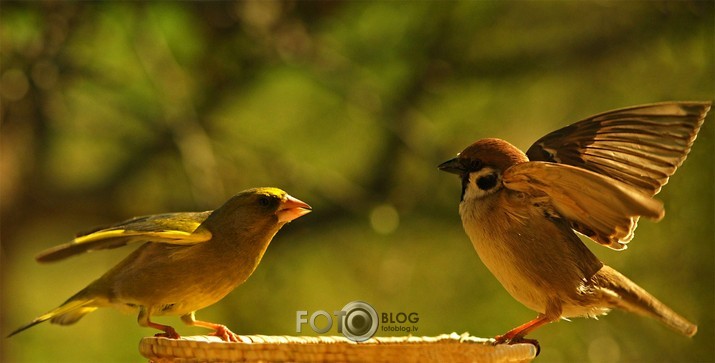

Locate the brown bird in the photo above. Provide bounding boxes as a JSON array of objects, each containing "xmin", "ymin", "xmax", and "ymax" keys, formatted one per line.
[
  {"xmin": 8, "ymin": 187, "xmax": 312, "ymax": 341},
  {"xmin": 438, "ymin": 102, "xmax": 710, "ymax": 346}
]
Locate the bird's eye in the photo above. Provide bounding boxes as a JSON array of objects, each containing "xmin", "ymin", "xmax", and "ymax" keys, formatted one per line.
[
  {"xmin": 258, "ymin": 195, "xmax": 272, "ymax": 207},
  {"xmin": 469, "ymin": 159, "xmax": 483, "ymax": 171}
]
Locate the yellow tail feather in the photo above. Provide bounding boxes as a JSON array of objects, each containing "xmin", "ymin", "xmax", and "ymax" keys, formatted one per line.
[{"xmin": 7, "ymin": 298, "xmax": 97, "ymax": 337}]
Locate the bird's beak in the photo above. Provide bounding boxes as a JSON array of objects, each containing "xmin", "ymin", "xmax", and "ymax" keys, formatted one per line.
[
  {"xmin": 438, "ymin": 157, "xmax": 465, "ymax": 175},
  {"xmin": 277, "ymin": 195, "xmax": 312, "ymax": 223}
]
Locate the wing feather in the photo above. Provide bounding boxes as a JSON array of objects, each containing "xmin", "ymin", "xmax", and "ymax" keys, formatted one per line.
[
  {"xmin": 35, "ymin": 211, "xmax": 213, "ymax": 263},
  {"xmin": 526, "ymin": 102, "xmax": 710, "ymax": 196},
  {"xmin": 503, "ymin": 162, "xmax": 664, "ymax": 250}
]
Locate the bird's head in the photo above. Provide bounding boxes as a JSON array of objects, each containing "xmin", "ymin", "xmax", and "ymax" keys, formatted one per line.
[
  {"xmin": 208, "ymin": 187, "xmax": 312, "ymax": 233},
  {"xmin": 439, "ymin": 138, "xmax": 528, "ymax": 202}
]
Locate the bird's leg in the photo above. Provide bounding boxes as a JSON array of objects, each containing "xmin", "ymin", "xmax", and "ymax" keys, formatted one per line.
[
  {"xmin": 497, "ymin": 300, "xmax": 561, "ymax": 342},
  {"xmin": 494, "ymin": 302, "xmax": 561, "ymax": 356},
  {"xmin": 138, "ymin": 306, "xmax": 180, "ymax": 339},
  {"xmin": 495, "ymin": 314, "xmax": 551, "ymax": 343},
  {"xmin": 181, "ymin": 311, "xmax": 243, "ymax": 342}
]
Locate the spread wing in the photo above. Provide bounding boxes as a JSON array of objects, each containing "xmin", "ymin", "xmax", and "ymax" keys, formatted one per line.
[
  {"xmin": 503, "ymin": 162, "xmax": 664, "ymax": 250},
  {"xmin": 35, "ymin": 211, "xmax": 213, "ymax": 263},
  {"xmin": 526, "ymin": 102, "xmax": 710, "ymax": 196}
]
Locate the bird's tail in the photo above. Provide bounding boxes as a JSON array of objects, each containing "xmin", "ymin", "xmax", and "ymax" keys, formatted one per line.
[
  {"xmin": 599, "ymin": 265, "xmax": 697, "ymax": 337},
  {"xmin": 7, "ymin": 289, "xmax": 99, "ymax": 337}
]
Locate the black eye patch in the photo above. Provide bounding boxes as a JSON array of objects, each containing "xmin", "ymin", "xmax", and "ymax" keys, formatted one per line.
[{"xmin": 476, "ymin": 174, "xmax": 498, "ymax": 190}]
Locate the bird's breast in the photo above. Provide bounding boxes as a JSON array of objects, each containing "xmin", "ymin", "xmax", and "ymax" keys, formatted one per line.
[
  {"xmin": 459, "ymin": 193, "xmax": 550, "ymax": 312},
  {"xmin": 459, "ymin": 190, "xmax": 605, "ymax": 316}
]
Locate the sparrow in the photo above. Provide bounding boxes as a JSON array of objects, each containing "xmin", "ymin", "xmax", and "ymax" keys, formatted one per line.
[
  {"xmin": 7, "ymin": 187, "xmax": 311, "ymax": 342},
  {"xmin": 438, "ymin": 102, "xmax": 710, "ymax": 346}
]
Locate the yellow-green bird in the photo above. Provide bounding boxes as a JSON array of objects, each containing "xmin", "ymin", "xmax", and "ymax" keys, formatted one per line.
[{"xmin": 8, "ymin": 187, "xmax": 311, "ymax": 342}]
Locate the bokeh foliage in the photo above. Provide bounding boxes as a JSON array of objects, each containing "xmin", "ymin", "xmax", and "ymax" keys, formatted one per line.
[{"xmin": 1, "ymin": 1, "xmax": 713, "ymax": 362}]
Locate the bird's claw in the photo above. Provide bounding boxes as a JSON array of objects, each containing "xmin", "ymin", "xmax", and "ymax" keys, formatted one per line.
[
  {"xmin": 493, "ymin": 335, "xmax": 541, "ymax": 356},
  {"xmin": 211, "ymin": 325, "xmax": 244, "ymax": 342},
  {"xmin": 154, "ymin": 327, "xmax": 181, "ymax": 339}
]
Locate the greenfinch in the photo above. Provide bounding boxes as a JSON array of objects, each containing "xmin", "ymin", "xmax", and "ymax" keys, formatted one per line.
[{"xmin": 8, "ymin": 187, "xmax": 311, "ymax": 342}]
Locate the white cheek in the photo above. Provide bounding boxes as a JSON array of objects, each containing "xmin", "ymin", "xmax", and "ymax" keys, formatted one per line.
[
  {"xmin": 463, "ymin": 178, "xmax": 485, "ymax": 201},
  {"xmin": 462, "ymin": 168, "xmax": 501, "ymax": 203}
]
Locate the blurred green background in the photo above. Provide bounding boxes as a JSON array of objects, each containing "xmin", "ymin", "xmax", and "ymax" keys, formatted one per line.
[{"xmin": 1, "ymin": 1, "xmax": 713, "ymax": 362}]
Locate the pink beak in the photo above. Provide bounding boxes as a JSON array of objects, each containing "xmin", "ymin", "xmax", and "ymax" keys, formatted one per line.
[{"xmin": 277, "ymin": 194, "xmax": 312, "ymax": 223}]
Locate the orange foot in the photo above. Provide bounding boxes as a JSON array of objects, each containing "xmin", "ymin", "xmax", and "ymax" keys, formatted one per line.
[{"xmin": 211, "ymin": 324, "xmax": 244, "ymax": 342}]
